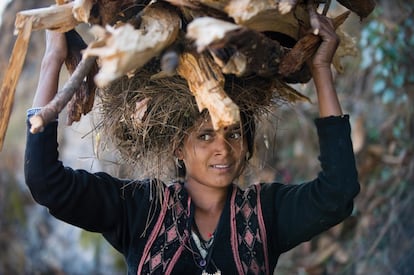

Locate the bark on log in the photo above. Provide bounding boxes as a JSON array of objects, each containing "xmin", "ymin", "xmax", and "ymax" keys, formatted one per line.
[
  {"xmin": 177, "ymin": 52, "xmax": 240, "ymax": 130},
  {"xmin": 88, "ymin": 0, "xmax": 139, "ymax": 26},
  {"xmin": 29, "ymin": 56, "xmax": 98, "ymax": 134},
  {"xmin": 0, "ymin": 19, "xmax": 32, "ymax": 151},
  {"xmin": 187, "ymin": 17, "xmax": 312, "ymax": 81},
  {"xmin": 65, "ymin": 30, "xmax": 99, "ymax": 125},
  {"xmin": 83, "ymin": 2, "xmax": 181, "ymax": 87},
  {"xmin": 187, "ymin": 17, "xmax": 289, "ymax": 78},
  {"xmin": 14, "ymin": 2, "xmax": 79, "ymax": 33},
  {"xmin": 336, "ymin": 0, "xmax": 376, "ymax": 19}
]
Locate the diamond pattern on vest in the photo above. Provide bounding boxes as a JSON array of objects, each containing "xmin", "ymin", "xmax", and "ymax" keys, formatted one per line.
[
  {"xmin": 141, "ymin": 184, "xmax": 189, "ymax": 274},
  {"xmin": 234, "ymin": 186, "xmax": 267, "ymax": 275}
]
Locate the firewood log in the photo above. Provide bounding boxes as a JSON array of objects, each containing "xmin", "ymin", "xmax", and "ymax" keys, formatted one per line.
[
  {"xmin": 14, "ymin": 2, "xmax": 79, "ymax": 33},
  {"xmin": 187, "ymin": 17, "xmax": 313, "ymax": 82},
  {"xmin": 82, "ymin": 2, "xmax": 181, "ymax": 87},
  {"xmin": 0, "ymin": 19, "xmax": 32, "ymax": 150},
  {"xmin": 177, "ymin": 51, "xmax": 240, "ymax": 130}
]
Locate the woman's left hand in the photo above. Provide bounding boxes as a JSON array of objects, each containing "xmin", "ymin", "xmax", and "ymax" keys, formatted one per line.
[{"xmin": 310, "ymin": 15, "xmax": 340, "ymax": 71}]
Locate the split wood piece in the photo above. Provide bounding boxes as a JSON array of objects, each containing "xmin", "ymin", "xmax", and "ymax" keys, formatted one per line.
[
  {"xmin": 224, "ymin": 0, "xmax": 309, "ymax": 41},
  {"xmin": 29, "ymin": 56, "xmax": 98, "ymax": 134},
  {"xmin": 73, "ymin": 0, "xmax": 95, "ymax": 23},
  {"xmin": 186, "ymin": 17, "xmax": 240, "ymax": 53},
  {"xmin": 177, "ymin": 52, "xmax": 240, "ymax": 130},
  {"xmin": 336, "ymin": 0, "xmax": 376, "ymax": 19},
  {"xmin": 278, "ymin": 11, "xmax": 351, "ymax": 78},
  {"xmin": 187, "ymin": 17, "xmax": 288, "ymax": 78},
  {"xmin": 278, "ymin": 0, "xmax": 300, "ymax": 15},
  {"xmin": 0, "ymin": 20, "xmax": 33, "ymax": 151},
  {"xmin": 14, "ymin": 2, "xmax": 79, "ymax": 34},
  {"xmin": 83, "ymin": 2, "xmax": 181, "ymax": 87}
]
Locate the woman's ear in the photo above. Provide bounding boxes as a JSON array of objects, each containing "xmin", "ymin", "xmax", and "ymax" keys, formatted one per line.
[{"xmin": 174, "ymin": 147, "xmax": 183, "ymax": 160}]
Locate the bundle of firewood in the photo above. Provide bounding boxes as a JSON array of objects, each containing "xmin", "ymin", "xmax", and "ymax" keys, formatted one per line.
[{"xmin": 0, "ymin": 0, "xmax": 375, "ymax": 152}]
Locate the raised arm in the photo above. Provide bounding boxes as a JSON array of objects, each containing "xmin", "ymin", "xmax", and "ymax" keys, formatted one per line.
[
  {"xmin": 261, "ymin": 15, "xmax": 360, "ymax": 254},
  {"xmin": 309, "ymin": 15, "xmax": 343, "ymax": 118},
  {"xmin": 25, "ymin": 31, "xmax": 135, "ymax": 235},
  {"xmin": 32, "ymin": 31, "xmax": 68, "ymax": 108}
]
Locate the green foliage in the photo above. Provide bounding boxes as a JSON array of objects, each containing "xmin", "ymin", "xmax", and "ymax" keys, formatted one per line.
[{"xmin": 359, "ymin": 8, "xmax": 414, "ymax": 105}]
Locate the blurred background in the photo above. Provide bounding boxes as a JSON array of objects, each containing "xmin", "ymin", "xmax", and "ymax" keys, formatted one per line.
[{"xmin": 0, "ymin": 0, "xmax": 413, "ymax": 274}]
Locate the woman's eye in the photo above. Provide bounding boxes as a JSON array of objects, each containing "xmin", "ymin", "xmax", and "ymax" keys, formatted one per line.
[
  {"xmin": 229, "ymin": 132, "xmax": 242, "ymax": 140},
  {"xmin": 199, "ymin": 133, "xmax": 212, "ymax": 141}
]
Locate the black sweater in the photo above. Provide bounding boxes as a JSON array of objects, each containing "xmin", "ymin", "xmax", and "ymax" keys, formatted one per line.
[{"xmin": 24, "ymin": 115, "xmax": 359, "ymax": 274}]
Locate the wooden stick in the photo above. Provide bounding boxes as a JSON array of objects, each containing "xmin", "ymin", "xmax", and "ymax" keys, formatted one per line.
[
  {"xmin": 29, "ymin": 56, "xmax": 98, "ymax": 134},
  {"xmin": 14, "ymin": 2, "xmax": 79, "ymax": 33},
  {"xmin": 0, "ymin": 20, "xmax": 33, "ymax": 151}
]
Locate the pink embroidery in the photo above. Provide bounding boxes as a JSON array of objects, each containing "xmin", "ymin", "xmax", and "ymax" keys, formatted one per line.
[
  {"xmin": 137, "ymin": 187, "xmax": 171, "ymax": 274},
  {"xmin": 150, "ymin": 252, "xmax": 162, "ymax": 271},
  {"xmin": 241, "ymin": 201, "xmax": 253, "ymax": 219},
  {"xmin": 166, "ymin": 225, "xmax": 178, "ymax": 243},
  {"xmin": 137, "ymin": 182, "xmax": 190, "ymax": 275},
  {"xmin": 230, "ymin": 185, "xmax": 245, "ymax": 274},
  {"xmin": 244, "ymin": 228, "xmax": 255, "ymax": 248},
  {"xmin": 232, "ymin": 183, "xmax": 270, "ymax": 275},
  {"xmin": 255, "ymin": 184, "xmax": 270, "ymax": 275},
  {"xmin": 165, "ymin": 235, "xmax": 189, "ymax": 274},
  {"xmin": 137, "ymin": 182, "xmax": 269, "ymax": 274}
]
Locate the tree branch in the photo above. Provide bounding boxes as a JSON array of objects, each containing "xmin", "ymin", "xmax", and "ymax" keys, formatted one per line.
[{"xmin": 29, "ymin": 56, "xmax": 97, "ymax": 134}]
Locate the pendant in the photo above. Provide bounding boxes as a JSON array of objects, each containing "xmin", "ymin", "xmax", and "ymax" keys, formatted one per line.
[
  {"xmin": 199, "ymin": 259, "xmax": 207, "ymax": 267},
  {"xmin": 201, "ymin": 270, "xmax": 221, "ymax": 275}
]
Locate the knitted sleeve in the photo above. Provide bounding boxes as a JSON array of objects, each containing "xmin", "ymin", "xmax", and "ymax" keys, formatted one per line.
[{"xmin": 260, "ymin": 115, "xmax": 360, "ymax": 254}]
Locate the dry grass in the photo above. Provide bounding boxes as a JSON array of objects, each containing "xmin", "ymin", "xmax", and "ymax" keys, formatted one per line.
[{"xmin": 97, "ymin": 58, "xmax": 299, "ymax": 178}]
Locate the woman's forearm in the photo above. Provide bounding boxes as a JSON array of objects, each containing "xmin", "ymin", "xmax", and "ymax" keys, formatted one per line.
[
  {"xmin": 32, "ymin": 55, "xmax": 63, "ymax": 108},
  {"xmin": 312, "ymin": 66, "xmax": 343, "ymax": 118},
  {"xmin": 32, "ymin": 31, "xmax": 67, "ymax": 108}
]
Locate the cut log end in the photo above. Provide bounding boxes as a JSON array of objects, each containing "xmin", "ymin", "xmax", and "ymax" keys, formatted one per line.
[{"xmin": 29, "ymin": 115, "xmax": 45, "ymax": 134}]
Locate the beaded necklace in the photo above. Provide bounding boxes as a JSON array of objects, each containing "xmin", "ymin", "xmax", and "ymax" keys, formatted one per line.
[{"xmin": 191, "ymin": 222, "xmax": 222, "ymax": 275}]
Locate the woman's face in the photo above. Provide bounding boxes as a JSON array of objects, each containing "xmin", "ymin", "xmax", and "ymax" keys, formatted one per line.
[{"xmin": 176, "ymin": 117, "xmax": 248, "ymax": 189}]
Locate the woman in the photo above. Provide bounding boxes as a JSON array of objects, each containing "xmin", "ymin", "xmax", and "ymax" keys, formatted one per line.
[{"xmin": 25, "ymin": 15, "xmax": 359, "ymax": 275}]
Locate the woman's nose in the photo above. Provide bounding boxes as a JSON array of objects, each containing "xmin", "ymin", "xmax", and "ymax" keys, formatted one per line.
[{"xmin": 214, "ymin": 135, "xmax": 231, "ymax": 155}]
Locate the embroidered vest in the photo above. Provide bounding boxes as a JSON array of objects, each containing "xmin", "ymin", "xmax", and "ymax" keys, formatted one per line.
[{"xmin": 137, "ymin": 182, "xmax": 269, "ymax": 275}]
